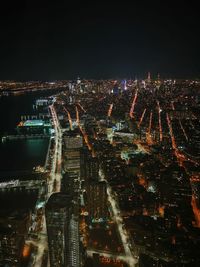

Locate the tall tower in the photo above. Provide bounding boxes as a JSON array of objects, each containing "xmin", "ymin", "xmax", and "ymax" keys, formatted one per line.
[
  {"xmin": 123, "ymin": 79, "xmax": 127, "ymax": 90},
  {"xmin": 156, "ymin": 73, "xmax": 161, "ymax": 89},
  {"xmin": 147, "ymin": 72, "xmax": 151, "ymax": 83},
  {"xmin": 45, "ymin": 193, "xmax": 72, "ymax": 267}
]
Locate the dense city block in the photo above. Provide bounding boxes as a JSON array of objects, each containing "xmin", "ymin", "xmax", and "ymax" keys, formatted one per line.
[{"xmin": 0, "ymin": 77, "xmax": 200, "ymax": 267}]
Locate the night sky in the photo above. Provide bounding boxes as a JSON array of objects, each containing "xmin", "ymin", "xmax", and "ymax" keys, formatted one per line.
[{"xmin": 0, "ymin": 1, "xmax": 199, "ymax": 80}]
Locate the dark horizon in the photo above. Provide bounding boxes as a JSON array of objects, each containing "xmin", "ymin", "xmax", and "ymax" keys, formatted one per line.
[
  {"xmin": 0, "ymin": 1, "xmax": 199, "ymax": 81},
  {"xmin": 1, "ymin": 73, "xmax": 200, "ymax": 83}
]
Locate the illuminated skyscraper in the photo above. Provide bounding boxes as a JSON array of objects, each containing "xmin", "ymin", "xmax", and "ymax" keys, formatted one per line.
[
  {"xmin": 122, "ymin": 79, "xmax": 127, "ymax": 90},
  {"xmin": 62, "ymin": 132, "xmax": 83, "ymax": 201},
  {"xmin": 147, "ymin": 72, "xmax": 151, "ymax": 85},
  {"xmin": 45, "ymin": 193, "xmax": 72, "ymax": 267}
]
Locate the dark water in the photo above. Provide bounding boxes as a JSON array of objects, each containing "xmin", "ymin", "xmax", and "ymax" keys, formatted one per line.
[
  {"xmin": 0, "ymin": 92, "xmax": 53, "ymax": 173},
  {"xmin": 0, "ymin": 139, "xmax": 49, "ymax": 172},
  {"xmin": 0, "ymin": 92, "xmax": 52, "ymax": 134}
]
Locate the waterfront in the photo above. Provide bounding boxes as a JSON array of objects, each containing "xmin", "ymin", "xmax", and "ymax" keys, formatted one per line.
[
  {"xmin": 0, "ymin": 139, "xmax": 49, "ymax": 172},
  {"xmin": 0, "ymin": 92, "xmax": 53, "ymax": 134},
  {"xmin": 0, "ymin": 92, "xmax": 53, "ymax": 175}
]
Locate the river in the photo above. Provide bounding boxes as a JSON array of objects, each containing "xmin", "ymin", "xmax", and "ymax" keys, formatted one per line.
[{"xmin": 0, "ymin": 91, "xmax": 54, "ymax": 174}]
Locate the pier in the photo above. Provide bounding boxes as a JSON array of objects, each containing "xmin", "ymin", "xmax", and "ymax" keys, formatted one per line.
[
  {"xmin": 17, "ymin": 118, "xmax": 52, "ymax": 135},
  {"xmin": 20, "ymin": 114, "xmax": 50, "ymax": 121},
  {"xmin": 2, "ymin": 134, "xmax": 50, "ymax": 142}
]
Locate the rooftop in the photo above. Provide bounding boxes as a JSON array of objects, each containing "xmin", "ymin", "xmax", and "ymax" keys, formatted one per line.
[
  {"xmin": 46, "ymin": 192, "xmax": 71, "ymax": 210},
  {"xmin": 23, "ymin": 119, "xmax": 44, "ymax": 127}
]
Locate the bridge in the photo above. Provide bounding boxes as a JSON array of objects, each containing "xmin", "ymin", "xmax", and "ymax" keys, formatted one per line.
[{"xmin": 0, "ymin": 179, "xmax": 46, "ymax": 191}]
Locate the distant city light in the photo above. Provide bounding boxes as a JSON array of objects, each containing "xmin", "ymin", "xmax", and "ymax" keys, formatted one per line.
[{"xmin": 0, "ymin": 180, "xmax": 19, "ymax": 188}]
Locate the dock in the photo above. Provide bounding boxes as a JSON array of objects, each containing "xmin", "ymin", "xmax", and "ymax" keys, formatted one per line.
[{"xmin": 2, "ymin": 134, "xmax": 50, "ymax": 142}]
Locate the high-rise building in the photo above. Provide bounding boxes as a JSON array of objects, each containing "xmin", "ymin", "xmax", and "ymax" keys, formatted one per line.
[
  {"xmin": 147, "ymin": 71, "xmax": 151, "ymax": 83},
  {"xmin": 62, "ymin": 132, "xmax": 83, "ymax": 202},
  {"xmin": 68, "ymin": 215, "xmax": 80, "ymax": 267},
  {"xmin": 63, "ymin": 133, "xmax": 83, "ymax": 174},
  {"xmin": 83, "ymin": 114, "xmax": 99, "ymax": 134},
  {"xmin": 61, "ymin": 171, "xmax": 79, "ymax": 196},
  {"xmin": 45, "ymin": 193, "xmax": 72, "ymax": 267},
  {"xmin": 59, "ymin": 131, "xmax": 83, "ymax": 266},
  {"xmin": 81, "ymin": 148, "xmax": 99, "ymax": 183},
  {"xmin": 87, "ymin": 181, "xmax": 108, "ymax": 221}
]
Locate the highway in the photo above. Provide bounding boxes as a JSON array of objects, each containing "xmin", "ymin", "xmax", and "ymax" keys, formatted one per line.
[
  {"xmin": 49, "ymin": 104, "xmax": 62, "ymax": 193},
  {"xmin": 25, "ymin": 103, "xmax": 63, "ymax": 267}
]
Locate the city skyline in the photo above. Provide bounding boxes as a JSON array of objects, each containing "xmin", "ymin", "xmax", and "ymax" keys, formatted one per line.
[
  {"xmin": 0, "ymin": 78, "xmax": 199, "ymax": 266},
  {"xmin": 0, "ymin": 1, "xmax": 200, "ymax": 266}
]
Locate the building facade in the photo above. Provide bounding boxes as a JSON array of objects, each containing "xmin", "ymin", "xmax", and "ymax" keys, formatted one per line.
[{"xmin": 45, "ymin": 193, "xmax": 72, "ymax": 267}]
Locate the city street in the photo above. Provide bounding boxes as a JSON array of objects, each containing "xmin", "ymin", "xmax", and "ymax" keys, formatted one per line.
[{"xmin": 99, "ymin": 169, "xmax": 138, "ymax": 267}]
